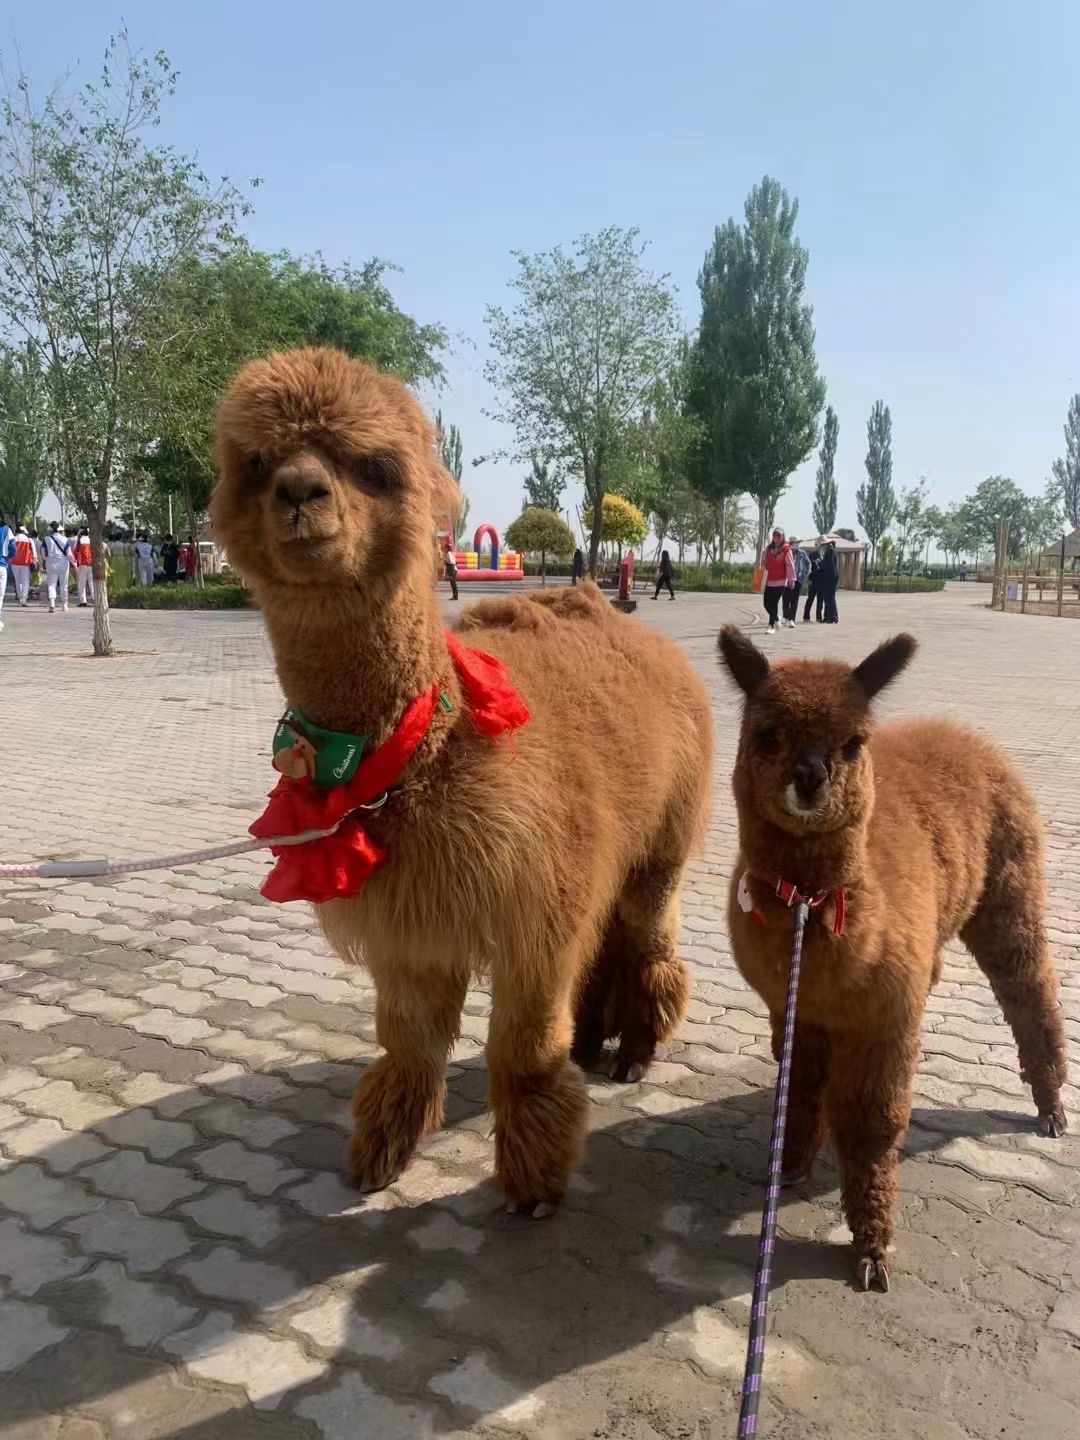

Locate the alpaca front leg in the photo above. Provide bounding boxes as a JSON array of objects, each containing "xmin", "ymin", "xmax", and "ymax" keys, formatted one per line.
[
  {"xmin": 487, "ymin": 955, "xmax": 587, "ymax": 1215},
  {"xmin": 825, "ymin": 1028, "xmax": 919, "ymax": 1293},
  {"xmin": 349, "ymin": 958, "xmax": 468, "ymax": 1192},
  {"xmin": 770, "ymin": 1016, "xmax": 830, "ymax": 1183}
]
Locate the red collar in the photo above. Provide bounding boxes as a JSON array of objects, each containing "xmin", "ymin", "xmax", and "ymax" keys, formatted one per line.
[
  {"xmin": 737, "ymin": 871, "xmax": 846, "ymax": 936},
  {"xmin": 250, "ymin": 631, "xmax": 530, "ymax": 904}
]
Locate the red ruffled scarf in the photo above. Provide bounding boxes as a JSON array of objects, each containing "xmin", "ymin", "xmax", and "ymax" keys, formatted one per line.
[{"xmin": 251, "ymin": 631, "xmax": 530, "ymax": 904}]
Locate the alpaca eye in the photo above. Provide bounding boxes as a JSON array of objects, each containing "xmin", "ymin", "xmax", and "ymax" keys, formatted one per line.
[
  {"xmin": 247, "ymin": 454, "xmax": 269, "ymax": 483},
  {"xmin": 756, "ymin": 728, "xmax": 779, "ymax": 754},
  {"xmin": 842, "ymin": 736, "xmax": 865, "ymax": 761},
  {"xmin": 354, "ymin": 453, "xmax": 403, "ymax": 495}
]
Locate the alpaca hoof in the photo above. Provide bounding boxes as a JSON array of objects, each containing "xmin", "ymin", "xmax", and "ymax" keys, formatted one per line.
[
  {"xmin": 494, "ymin": 1059, "xmax": 586, "ymax": 1213},
  {"xmin": 506, "ymin": 1198, "xmax": 559, "ymax": 1219},
  {"xmin": 348, "ymin": 1057, "xmax": 442, "ymax": 1194},
  {"xmin": 611, "ymin": 1055, "xmax": 647, "ymax": 1084},
  {"xmin": 855, "ymin": 1256, "xmax": 890, "ymax": 1294},
  {"xmin": 1037, "ymin": 1107, "xmax": 1067, "ymax": 1139}
]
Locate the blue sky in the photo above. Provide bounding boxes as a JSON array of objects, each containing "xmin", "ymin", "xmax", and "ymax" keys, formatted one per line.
[{"xmin": 8, "ymin": 1, "xmax": 1080, "ymax": 545}]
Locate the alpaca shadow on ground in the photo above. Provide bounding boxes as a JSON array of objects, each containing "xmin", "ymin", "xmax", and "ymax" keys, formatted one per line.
[{"xmin": 4, "ymin": 1057, "xmax": 1050, "ymax": 1439}]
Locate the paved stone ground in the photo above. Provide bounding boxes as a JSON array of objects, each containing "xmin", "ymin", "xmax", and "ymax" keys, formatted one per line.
[{"xmin": 1, "ymin": 584, "xmax": 1077, "ymax": 1440}]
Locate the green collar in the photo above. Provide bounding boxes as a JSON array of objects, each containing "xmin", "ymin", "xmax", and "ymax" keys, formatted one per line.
[
  {"xmin": 272, "ymin": 694, "xmax": 455, "ymax": 790},
  {"xmin": 272, "ymin": 708, "xmax": 372, "ymax": 789}
]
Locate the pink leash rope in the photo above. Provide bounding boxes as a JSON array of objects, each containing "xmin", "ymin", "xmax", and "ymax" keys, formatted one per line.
[{"xmin": 0, "ymin": 819, "xmax": 352, "ymax": 881}]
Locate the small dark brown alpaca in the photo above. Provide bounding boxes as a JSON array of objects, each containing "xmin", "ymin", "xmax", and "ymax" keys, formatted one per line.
[
  {"xmin": 210, "ymin": 347, "xmax": 713, "ymax": 1214},
  {"xmin": 718, "ymin": 626, "xmax": 1067, "ymax": 1292}
]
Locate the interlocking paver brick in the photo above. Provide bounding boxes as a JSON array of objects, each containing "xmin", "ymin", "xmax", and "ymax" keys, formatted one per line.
[
  {"xmin": 180, "ymin": 1187, "xmax": 284, "ymax": 1248},
  {"xmin": 79, "ymin": 1148, "xmax": 206, "ymax": 1213},
  {"xmin": 0, "ymin": 1216, "xmax": 89, "ymax": 1293},
  {"xmin": 178, "ymin": 1245, "xmax": 308, "ymax": 1310},
  {"xmin": 162, "ymin": 1311, "xmax": 325, "ymax": 1409},
  {"xmin": 65, "ymin": 1260, "xmax": 197, "ymax": 1345},
  {"xmin": 95, "ymin": 1109, "xmax": 198, "ymax": 1161},
  {"xmin": 0, "ymin": 1298, "xmax": 69, "ymax": 1372},
  {"xmin": 1, "ymin": 1118, "xmax": 112, "ymax": 1172},
  {"xmin": 188, "ymin": 1139, "xmax": 305, "ymax": 1195},
  {"xmin": 0, "ymin": 1162, "xmax": 102, "ymax": 1227},
  {"xmin": 62, "ymin": 1200, "xmax": 193, "ymax": 1273}
]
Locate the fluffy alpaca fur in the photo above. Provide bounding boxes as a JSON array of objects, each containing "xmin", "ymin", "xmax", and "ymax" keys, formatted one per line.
[
  {"xmin": 718, "ymin": 626, "xmax": 1067, "ymax": 1291},
  {"xmin": 210, "ymin": 347, "xmax": 713, "ymax": 1211}
]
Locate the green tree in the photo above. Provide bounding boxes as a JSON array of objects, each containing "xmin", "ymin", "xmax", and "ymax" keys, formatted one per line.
[
  {"xmin": 963, "ymin": 475, "xmax": 1028, "ymax": 559},
  {"xmin": 1050, "ymin": 393, "xmax": 1080, "ymax": 530},
  {"xmin": 522, "ymin": 452, "xmax": 564, "ymax": 510},
  {"xmin": 0, "ymin": 35, "xmax": 251, "ymax": 654},
  {"xmin": 141, "ymin": 250, "xmax": 446, "ymax": 563},
  {"xmin": 435, "ymin": 411, "xmax": 463, "ymax": 485},
  {"xmin": 582, "ymin": 492, "xmax": 648, "ymax": 563},
  {"xmin": 1023, "ymin": 484, "xmax": 1064, "ymax": 556},
  {"xmin": 924, "ymin": 502, "xmax": 976, "ymax": 571},
  {"xmin": 686, "ymin": 176, "xmax": 825, "ymax": 552},
  {"xmin": 454, "ymin": 492, "xmax": 471, "ymax": 544},
  {"xmin": 0, "ymin": 340, "xmax": 50, "ymax": 521},
  {"xmin": 893, "ymin": 477, "xmax": 931, "ymax": 574},
  {"xmin": 856, "ymin": 400, "xmax": 895, "ymax": 578},
  {"xmin": 505, "ymin": 505, "xmax": 575, "ymax": 583},
  {"xmin": 484, "ymin": 227, "xmax": 679, "ymax": 577},
  {"xmin": 813, "ymin": 405, "xmax": 839, "ymax": 534}
]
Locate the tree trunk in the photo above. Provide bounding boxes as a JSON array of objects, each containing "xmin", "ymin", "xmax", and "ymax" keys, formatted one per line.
[
  {"xmin": 587, "ymin": 504, "xmax": 603, "ymax": 579},
  {"xmin": 181, "ymin": 480, "xmax": 204, "ymax": 589},
  {"xmin": 87, "ymin": 508, "xmax": 113, "ymax": 658},
  {"xmin": 540, "ymin": 547, "xmax": 547, "ymax": 585}
]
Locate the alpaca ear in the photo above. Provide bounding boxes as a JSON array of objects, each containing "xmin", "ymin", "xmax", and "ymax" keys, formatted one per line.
[
  {"xmin": 851, "ymin": 634, "xmax": 918, "ymax": 701},
  {"xmin": 718, "ymin": 626, "xmax": 770, "ymax": 696}
]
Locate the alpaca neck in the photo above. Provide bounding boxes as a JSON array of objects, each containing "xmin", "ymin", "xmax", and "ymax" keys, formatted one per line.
[
  {"xmin": 742, "ymin": 812, "xmax": 870, "ymax": 896},
  {"xmin": 259, "ymin": 570, "xmax": 456, "ymax": 743}
]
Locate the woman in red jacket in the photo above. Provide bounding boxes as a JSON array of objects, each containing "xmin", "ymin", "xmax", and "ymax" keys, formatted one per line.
[{"xmin": 759, "ymin": 527, "xmax": 795, "ymax": 634}]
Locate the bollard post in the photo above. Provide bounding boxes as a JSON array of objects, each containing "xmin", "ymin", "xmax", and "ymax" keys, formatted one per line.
[{"xmin": 612, "ymin": 552, "xmax": 638, "ymax": 613}]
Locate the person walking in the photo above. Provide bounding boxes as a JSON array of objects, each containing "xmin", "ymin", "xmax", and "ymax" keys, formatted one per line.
[
  {"xmin": 653, "ymin": 549, "xmax": 676, "ymax": 600},
  {"xmin": 0, "ymin": 515, "xmax": 14, "ymax": 631},
  {"xmin": 10, "ymin": 524, "xmax": 36, "ymax": 608},
  {"xmin": 161, "ymin": 534, "xmax": 180, "ymax": 583},
  {"xmin": 571, "ymin": 548, "xmax": 585, "ymax": 586},
  {"xmin": 784, "ymin": 543, "xmax": 809, "ymax": 626},
  {"xmin": 802, "ymin": 551, "xmax": 822, "ymax": 622},
  {"xmin": 760, "ymin": 527, "xmax": 795, "ymax": 634},
  {"xmin": 819, "ymin": 540, "xmax": 840, "ymax": 623},
  {"xmin": 443, "ymin": 543, "xmax": 459, "ymax": 601},
  {"xmin": 71, "ymin": 528, "xmax": 95, "ymax": 607},
  {"xmin": 179, "ymin": 536, "xmax": 198, "ymax": 582},
  {"xmin": 133, "ymin": 532, "xmax": 156, "ymax": 587},
  {"xmin": 43, "ymin": 521, "xmax": 72, "ymax": 613}
]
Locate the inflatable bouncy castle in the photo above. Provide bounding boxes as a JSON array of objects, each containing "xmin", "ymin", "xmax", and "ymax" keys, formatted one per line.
[{"xmin": 451, "ymin": 524, "xmax": 525, "ymax": 582}]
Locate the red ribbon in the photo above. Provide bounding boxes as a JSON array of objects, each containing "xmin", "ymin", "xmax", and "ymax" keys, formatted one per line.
[
  {"xmin": 251, "ymin": 634, "xmax": 530, "ymax": 903},
  {"xmin": 745, "ymin": 872, "xmax": 846, "ymax": 936}
]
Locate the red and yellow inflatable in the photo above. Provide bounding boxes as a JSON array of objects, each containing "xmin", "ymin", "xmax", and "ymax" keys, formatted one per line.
[{"xmin": 448, "ymin": 524, "xmax": 524, "ymax": 582}]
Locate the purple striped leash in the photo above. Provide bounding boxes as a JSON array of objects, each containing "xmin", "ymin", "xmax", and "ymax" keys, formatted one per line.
[{"xmin": 736, "ymin": 898, "xmax": 809, "ymax": 1438}]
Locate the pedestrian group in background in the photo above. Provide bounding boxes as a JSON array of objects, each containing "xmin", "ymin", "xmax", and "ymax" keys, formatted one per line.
[
  {"xmin": 0, "ymin": 522, "xmax": 202, "ymax": 626},
  {"xmin": 759, "ymin": 527, "xmax": 839, "ymax": 635}
]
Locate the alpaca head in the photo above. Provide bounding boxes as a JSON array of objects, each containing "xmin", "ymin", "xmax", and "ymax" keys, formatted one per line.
[
  {"xmin": 210, "ymin": 347, "xmax": 458, "ymax": 598},
  {"xmin": 718, "ymin": 628, "xmax": 917, "ymax": 836}
]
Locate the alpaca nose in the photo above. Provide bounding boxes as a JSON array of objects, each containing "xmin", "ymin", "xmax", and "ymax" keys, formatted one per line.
[
  {"xmin": 793, "ymin": 752, "xmax": 829, "ymax": 802},
  {"xmin": 273, "ymin": 465, "xmax": 331, "ymax": 511}
]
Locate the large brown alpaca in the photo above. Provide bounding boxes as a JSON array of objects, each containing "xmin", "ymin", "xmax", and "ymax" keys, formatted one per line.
[
  {"xmin": 717, "ymin": 626, "xmax": 1066, "ymax": 1292},
  {"xmin": 210, "ymin": 347, "xmax": 713, "ymax": 1212}
]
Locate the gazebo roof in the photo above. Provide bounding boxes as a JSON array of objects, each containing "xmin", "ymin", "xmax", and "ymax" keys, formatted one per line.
[
  {"xmin": 793, "ymin": 532, "xmax": 869, "ymax": 553},
  {"xmin": 1040, "ymin": 527, "xmax": 1080, "ymax": 560}
]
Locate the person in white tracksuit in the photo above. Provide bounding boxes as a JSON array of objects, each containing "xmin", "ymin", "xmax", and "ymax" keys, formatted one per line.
[
  {"xmin": 10, "ymin": 525, "xmax": 37, "ymax": 606},
  {"xmin": 71, "ymin": 529, "xmax": 95, "ymax": 606},
  {"xmin": 133, "ymin": 533, "xmax": 156, "ymax": 587},
  {"xmin": 43, "ymin": 522, "xmax": 72, "ymax": 613}
]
